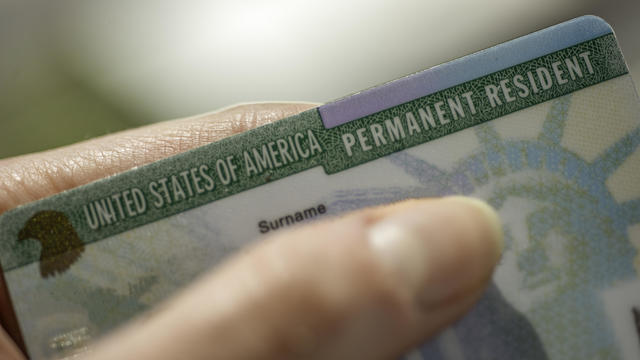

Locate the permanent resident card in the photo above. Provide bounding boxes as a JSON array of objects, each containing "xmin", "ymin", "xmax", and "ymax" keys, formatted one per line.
[{"xmin": 1, "ymin": 16, "xmax": 639, "ymax": 359}]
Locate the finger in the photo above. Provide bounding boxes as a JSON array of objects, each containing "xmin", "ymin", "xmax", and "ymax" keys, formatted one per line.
[
  {"xmin": 0, "ymin": 326, "xmax": 24, "ymax": 360},
  {"xmin": 87, "ymin": 196, "xmax": 503, "ymax": 360},
  {"xmin": 0, "ymin": 102, "xmax": 316, "ymax": 214}
]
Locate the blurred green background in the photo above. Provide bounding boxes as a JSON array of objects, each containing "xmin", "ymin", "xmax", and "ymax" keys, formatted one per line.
[{"xmin": 1, "ymin": 0, "xmax": 638, "ymax": 159}]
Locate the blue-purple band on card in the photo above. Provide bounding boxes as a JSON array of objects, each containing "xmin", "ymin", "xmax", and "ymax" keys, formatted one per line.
[{"xmin": 318, "ymin": 15, "xmax": 613, "ymax": 129}]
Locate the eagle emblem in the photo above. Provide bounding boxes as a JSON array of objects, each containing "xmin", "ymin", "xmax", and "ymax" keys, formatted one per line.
[{"xmin": 18, "ymin": 211, "xmax": 84, "ymax": 278}]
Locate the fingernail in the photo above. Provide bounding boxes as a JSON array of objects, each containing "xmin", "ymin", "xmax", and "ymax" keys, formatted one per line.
[
  {"xmin": 446, "ymin": 196, "xmax": 504, "ymax": 254},
  {"xmin": 368, "ymin": 197, "xmax": 503, "ymax": 306}
]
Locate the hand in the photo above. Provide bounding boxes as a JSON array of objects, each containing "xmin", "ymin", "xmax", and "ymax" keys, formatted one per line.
[{"xmin": 0, "ymin": 103, "xmax": 502, "ymax": 360}]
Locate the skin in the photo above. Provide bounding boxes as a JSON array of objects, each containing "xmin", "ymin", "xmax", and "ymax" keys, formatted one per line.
[{"xmin": 0, "ymin": 103, "xmax": 502, "ymax": 359}]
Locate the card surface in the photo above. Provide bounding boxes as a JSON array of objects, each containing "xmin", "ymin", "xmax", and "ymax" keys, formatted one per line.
[{"xmin": 1, "ymin": 16, "xmax": 639, "ymax": 359}]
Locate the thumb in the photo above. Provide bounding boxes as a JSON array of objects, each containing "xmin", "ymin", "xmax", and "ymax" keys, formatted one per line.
[{"xmin": 87, "ymin": 197, "xmax": 503, "ymax": 360}]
